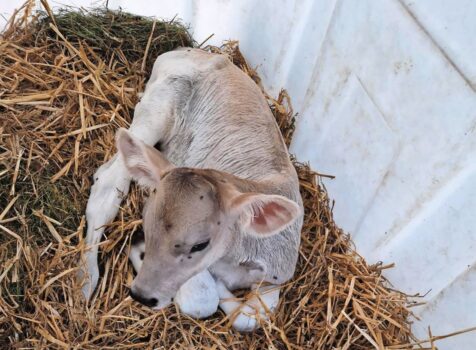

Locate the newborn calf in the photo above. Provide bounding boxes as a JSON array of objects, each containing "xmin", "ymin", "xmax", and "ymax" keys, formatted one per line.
[{"xmin": 79, "ymin": 48, "xmax": 303, "ymax": 331}]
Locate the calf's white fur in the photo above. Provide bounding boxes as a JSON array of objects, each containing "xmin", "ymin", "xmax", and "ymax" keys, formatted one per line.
[{"xmin": 79, "ymin": 48, "xmax": 303, "ymax": 331}]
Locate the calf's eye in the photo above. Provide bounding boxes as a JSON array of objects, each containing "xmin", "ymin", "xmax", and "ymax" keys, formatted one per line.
[{"xmin": 190, "ymin": 240, "xmax": 210, "ymax": 253}]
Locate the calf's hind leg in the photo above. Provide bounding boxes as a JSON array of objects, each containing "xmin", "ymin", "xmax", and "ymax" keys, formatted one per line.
[
  {"xmin": 79, "ymin": 154, "xmax": 131, "ymax": 299},
  {"xmin": 79, "ymin": 90, "xmax": 174, "ymax": 299}
]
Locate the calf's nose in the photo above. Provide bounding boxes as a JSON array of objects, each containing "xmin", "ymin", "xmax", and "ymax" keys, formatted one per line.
[{"xmin": 129, "ymin": 288, "xmax": 158, "ymax": 308}]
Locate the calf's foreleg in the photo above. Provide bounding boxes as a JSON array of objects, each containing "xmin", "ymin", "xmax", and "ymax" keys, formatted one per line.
[{"xmin": 216, "ymin": 280, "xmax": 280, "ymax": 332}]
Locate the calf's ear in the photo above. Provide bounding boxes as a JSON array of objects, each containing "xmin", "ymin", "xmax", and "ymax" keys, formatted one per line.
[
  {"xmin": 116, "ymin": 128, "xmax": 174, "ymax": 188},
  {"xmin": 226, "ymin": 191, "xmax": 302, "ymax": 237}
]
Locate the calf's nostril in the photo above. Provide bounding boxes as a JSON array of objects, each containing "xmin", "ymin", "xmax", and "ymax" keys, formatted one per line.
[
  {"xmin": 129, "ymin": 289, "xmax": 159, "ymax": 307},
  {"xmin": 129, "ymin": 288, "xmax": 139, "ymax": 301}
]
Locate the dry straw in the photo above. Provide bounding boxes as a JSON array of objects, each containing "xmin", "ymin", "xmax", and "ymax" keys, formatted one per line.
[{"xmin": 1, "ymin": 1, "xmax": 471, "ymax": 349}]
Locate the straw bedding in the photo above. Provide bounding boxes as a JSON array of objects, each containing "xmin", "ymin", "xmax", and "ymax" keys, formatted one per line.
[{"xmin": 0, "ymin": 2, "xmax": 431, "ymax": 349}]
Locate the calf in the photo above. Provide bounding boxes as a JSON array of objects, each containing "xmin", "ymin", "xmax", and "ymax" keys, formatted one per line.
[{"xmin": 79, "ymin": 48, "xmax": 303, "ymax": 331}]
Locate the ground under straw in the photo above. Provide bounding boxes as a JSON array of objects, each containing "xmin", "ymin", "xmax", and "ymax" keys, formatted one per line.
[{"xmin": 0, "ymin": 2, "xmax": 437, "ymax": 349}]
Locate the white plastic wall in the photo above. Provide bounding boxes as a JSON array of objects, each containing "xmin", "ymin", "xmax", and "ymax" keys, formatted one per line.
[{"xmin": 2, "ymin": 1, "xmax": 476, "ymax": 348}]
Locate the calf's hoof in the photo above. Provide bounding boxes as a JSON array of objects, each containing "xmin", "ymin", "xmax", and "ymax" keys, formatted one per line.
[
  {"xmin": 77, "ymin": 262, "xmax": 99, "ymax": 300},
  {"xmin": 231, "ymin": 312, "xmax": 258, "ymax": 332}
]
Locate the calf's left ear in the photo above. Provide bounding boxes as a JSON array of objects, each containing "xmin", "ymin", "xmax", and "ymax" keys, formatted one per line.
[
  {"xmin": 116, "ymin": 128, "xmax": 174, "ymax": 188},
  {"xmin": 227, "ymin": 192, "xmax": 302, "ymax": 237}
]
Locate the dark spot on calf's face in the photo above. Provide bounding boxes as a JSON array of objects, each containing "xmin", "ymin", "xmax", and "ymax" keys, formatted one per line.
[
  {"xmin": 140, "ymin": 252, "xmax": 145, "ymax": 260},
  {"xmin": 187, "ymin": 256, "xmax": 192, "ymax": 259},
  {"xmin": 273, "ymin": 276, "xmax": 278, "ymax": 280}
]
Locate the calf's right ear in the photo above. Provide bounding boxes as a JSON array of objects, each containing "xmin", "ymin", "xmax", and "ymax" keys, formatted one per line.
[
  {"xmin": 225, "ymin": 190, "xmax": 302, "ymax": 237},
  {"xmin": 116, "ymin": 128, "xmax": 174, "ymax": 188}
]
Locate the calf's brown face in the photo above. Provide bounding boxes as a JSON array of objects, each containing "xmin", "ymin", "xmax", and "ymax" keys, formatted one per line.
[
  {"xmin": 132, "ymin": 170, "xmax": 229, "ymax": 309},
  {"xmin": 116, "ymin": 129, "xmax": 301, "ymax": 310}
]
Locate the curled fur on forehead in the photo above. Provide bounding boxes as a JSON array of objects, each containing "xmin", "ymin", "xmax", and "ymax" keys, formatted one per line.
[
  {"xmin": 116, "ymin": 128, "xmax": 174, "ymax": 188},
  {"xmin": 228, "ymin": 192, "xmax": 301, "ymax": 237}
]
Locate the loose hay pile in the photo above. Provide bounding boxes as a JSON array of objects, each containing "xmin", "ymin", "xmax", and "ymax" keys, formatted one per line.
[{"xmin": 0, "ymin": 2, "xmax": 429, "ymax": 349}]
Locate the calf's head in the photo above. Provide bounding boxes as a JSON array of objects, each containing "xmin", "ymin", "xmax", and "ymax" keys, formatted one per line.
[{"xmin": 116, "ymin": 129, "xmax": 301, "ymax": 310}]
